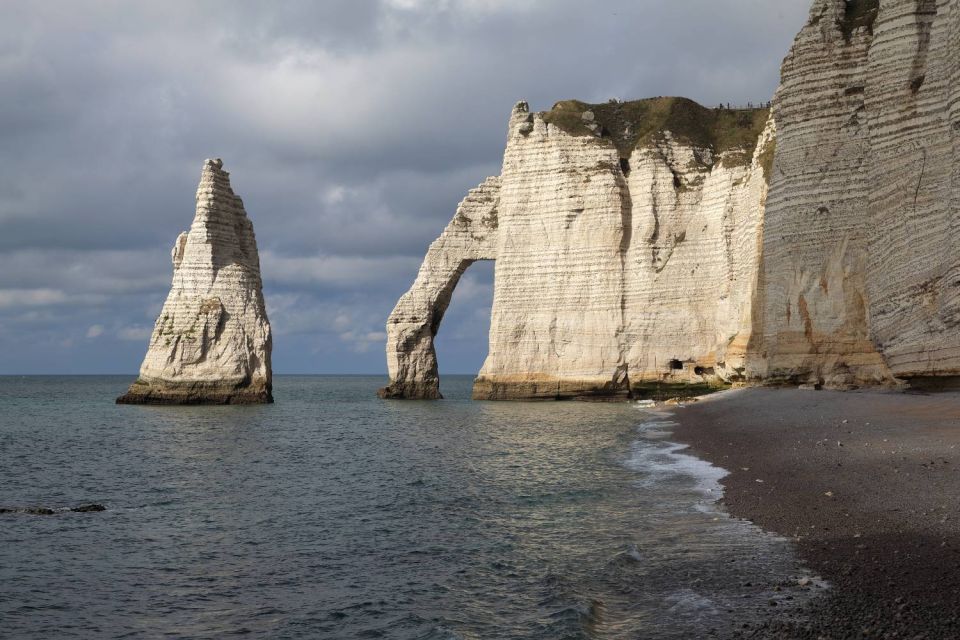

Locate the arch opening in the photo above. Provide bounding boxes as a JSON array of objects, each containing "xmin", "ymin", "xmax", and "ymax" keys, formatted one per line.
[
  {"xmin": 433, "ymin": 260, "xmax": 495, "ymax": 397},
  {"xmin": 378, "ymin": 176, "xmax": 501, "ymax": 400}
]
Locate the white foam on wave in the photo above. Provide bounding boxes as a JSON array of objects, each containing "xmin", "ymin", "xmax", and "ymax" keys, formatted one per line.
[{"xmin": 626, "ymin": 408, "xmax": 730, "ymax": 501}]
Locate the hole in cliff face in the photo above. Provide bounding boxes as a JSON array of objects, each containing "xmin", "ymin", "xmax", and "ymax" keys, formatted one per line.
[
  {"xmin": 668, "ymin": 359, "xmax": 684, "ymax": 371},
  {"xmin": 432, "ymin": 260, "xmax": 495, "ymax": 395},
  {"xmin": 694, "ymin": 366, "xmax": 715, "ymax": 376},
  {"xmin": 619, "ymin": 158, "xmax": 631, "ymax": 176},
  {"xmin": 840, "ymin": 0, "xmax": 879, "ymax": 41},
  {"xmin": 910, "ymin": 75, "xmax": 926, "ymax": 93}
]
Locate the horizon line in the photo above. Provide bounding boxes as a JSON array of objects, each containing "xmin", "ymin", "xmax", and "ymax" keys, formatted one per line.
[{"xmin": 0, "ymin": 372, "xmax": 482, "ymax": 377}]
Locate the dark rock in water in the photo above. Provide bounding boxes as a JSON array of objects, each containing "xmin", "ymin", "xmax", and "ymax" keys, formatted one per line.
[
  {"xmin": 0, "ymin": 504, "xmax": 106, "ymax": 515},
  {"xmin": 0, "ymin": 507, "xmax": 57, "ymax": 515},
  {"xmin": 70, "ymin": 504, "xmax": 106, "ymax": 513}
]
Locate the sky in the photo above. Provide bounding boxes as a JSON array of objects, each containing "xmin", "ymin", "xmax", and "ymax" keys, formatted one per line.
[{"xmin": 0, "ymin": 0, "xmax": 811, "ymax": 374}]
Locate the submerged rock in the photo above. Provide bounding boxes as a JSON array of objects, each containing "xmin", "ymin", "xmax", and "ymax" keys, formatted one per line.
[
  {"xmin": 70, "ymin": 504, "xmax": 107, "ymax": 513},
  {"xmin": 0, "ymin": 504, "xmax": 106, "ymax": 515},
  {"xmin": 117, "ymin": 159, "xmax": 272, "ymax": 405}
]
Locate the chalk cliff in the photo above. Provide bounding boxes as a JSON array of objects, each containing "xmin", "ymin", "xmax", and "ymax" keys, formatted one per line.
[
  {"xmin": 382, "ymin": 0, "xmax": 960, "ymax": 399},
  {"xmin": 751, "ymin": 0, "xmax": 960, "ymax": 388},
  {"xmin": 383, "ymin": 99, "xmax": 773, "ymax": 399},
  {"xmin": 379, "ymin": 177, "xmax": 500, "ymax": 399},
  {"xmin": 117, "ymin": 159, "xmax": 273, "ymax": 405}
]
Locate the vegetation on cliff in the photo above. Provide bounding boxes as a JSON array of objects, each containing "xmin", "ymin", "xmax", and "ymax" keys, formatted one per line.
[
  {"xmin": 758, "ymin": 135, "xmax": 777, "ymax": 183},
  {"xmin": 541, "ymin": 97, "xmax": 769, "ymax": 165}
]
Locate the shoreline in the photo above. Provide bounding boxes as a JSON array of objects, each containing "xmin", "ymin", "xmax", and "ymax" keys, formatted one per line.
[{"xmin": 670, "ymin": 387, "xmax": 960, "ymax": 638}]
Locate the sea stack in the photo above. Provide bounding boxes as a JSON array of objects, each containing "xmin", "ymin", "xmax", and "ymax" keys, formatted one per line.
[{"xmin": 117, "ymin": 159, "xmax": 273, "ymax": 405}]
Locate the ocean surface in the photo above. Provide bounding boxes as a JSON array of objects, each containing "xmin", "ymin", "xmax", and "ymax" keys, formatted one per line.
[{"xmin": 0, "ymin": 376, "xmax": 816, "ymax": 639}]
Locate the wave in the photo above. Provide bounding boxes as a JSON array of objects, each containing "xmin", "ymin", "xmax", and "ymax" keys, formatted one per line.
[{"xmin": 625, "ymin": 411, "xmax": 729, "ymax": 500}]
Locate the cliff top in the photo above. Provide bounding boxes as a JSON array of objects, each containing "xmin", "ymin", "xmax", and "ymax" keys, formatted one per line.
[{"xmin": 540, "ymin": 97, "xmax": 769, "ymax": 165}]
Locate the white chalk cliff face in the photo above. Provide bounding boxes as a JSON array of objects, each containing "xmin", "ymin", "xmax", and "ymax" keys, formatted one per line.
[
  {"xmin": 118, "ymin": 159, "xmax": 273, "ymax": 404},
  {"xmin": 379, "ymin": 178, "xmax": 500, "ymax": 399},
  {"xmin": 383, "ymin": 0, "xmax": 960, "ymax": 399},
  {"xmin": 383, "ymin": 99, "xmax": 773, "ymax": 399},
  {"xmin": 752, "ymin": 0, "xmax": 960, "ymax": 387}
]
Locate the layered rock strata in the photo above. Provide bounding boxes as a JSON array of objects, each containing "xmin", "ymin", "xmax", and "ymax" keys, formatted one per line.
[
  {"xmin": 117, "ymin": 159, "xmax": 273, "ymax": 405},
  {"xmin": 750, "ymin": 0, "xmax": 960, "ymax": 387},
  {"xmin": 383, "ymin": 99, "xmax": 773, "ymax": 399},
  {"xmin": 383, "ymin": 0, "xmax": 960, "ymax": 399},
  {"xmin": 379, "ymin": 178, "xmax": 500, "ymax": 399}
]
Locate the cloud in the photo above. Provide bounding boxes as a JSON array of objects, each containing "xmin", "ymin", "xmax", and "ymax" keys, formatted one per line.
[
  {"xmin": 118, "ymin": 326, "xmax": 154, "ymax": 342},
  {"xmin": 0, "ymin": 0, "xmax": 812, "ymax": 373},
  {"xmin": 262, "ymin": 252, "xmax": 422, "ymax": 290},
  {"xmin": 0, "ymin": 289, "xmax": 68, "ymax": 309},
  {"xmin": 339, "ymin": 330, "xmax": 389, "ymax": 353},
  {"xmin": 0, "ymin": 249, "xmax": 170, "ymax": 294},
  {"xmin": 0, "ymin": 288, "xmax": 108, "ymax": 310},
  {"xmin": 86, "ymin": 324, "xmax": 104, "ymax": 339}
]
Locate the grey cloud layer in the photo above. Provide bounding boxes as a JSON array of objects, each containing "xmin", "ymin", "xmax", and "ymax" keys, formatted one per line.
[{"xmin": 0, "ymin": 0, "xmax": 810, "ymax": 374}]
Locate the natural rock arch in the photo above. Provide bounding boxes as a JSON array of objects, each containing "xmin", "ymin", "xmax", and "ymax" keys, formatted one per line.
[
  {"xmin": 378, "ymin": 178, "xmax": 500, "ymax": 399},
  {"xmin": 381, "ymin": 100, "xmax": 774, "ymax": 401},
  {"xmin": 381, "ymin": 0, "xmax": 960, "ymax": 399}
]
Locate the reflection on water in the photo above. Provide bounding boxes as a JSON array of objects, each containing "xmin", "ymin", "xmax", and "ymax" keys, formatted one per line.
[{"xmin": 0, "ymin": 376, "xmax": 817, "ymax": 639}]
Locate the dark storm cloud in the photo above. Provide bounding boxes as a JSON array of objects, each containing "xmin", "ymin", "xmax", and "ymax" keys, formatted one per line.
[{"xmin": 0, "ymin": 0, "xmax": 811, "ymax": 374}]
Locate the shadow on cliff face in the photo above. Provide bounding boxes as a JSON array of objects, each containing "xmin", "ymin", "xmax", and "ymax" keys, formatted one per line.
[{"xmin": 838, "ymin": 0, "xmax": 879, "ymax": 42}]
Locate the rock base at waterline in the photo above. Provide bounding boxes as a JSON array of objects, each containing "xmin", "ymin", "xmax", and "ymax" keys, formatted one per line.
[{"xmin": 116, "ymin": 380, "xmax": 273, "ymax": 405}]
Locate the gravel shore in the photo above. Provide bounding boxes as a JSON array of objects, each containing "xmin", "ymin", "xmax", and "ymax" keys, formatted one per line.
[{"xmin": 672, "ymin": 388, "xmax": 960, "ymax": 639}]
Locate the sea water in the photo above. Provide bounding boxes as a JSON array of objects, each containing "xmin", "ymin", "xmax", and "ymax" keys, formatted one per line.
[{"xmin": 0, "ymin": 376, "xmax": 815, "ymax": 638}]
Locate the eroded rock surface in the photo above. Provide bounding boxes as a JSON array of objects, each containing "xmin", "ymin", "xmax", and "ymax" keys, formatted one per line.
[
  {"xmin": 382, "ymin": 0, "xmax": 960, "ymax": 399},
  {"xmin": 117, "ymin": 159, "xmax": 272, "ymax": 405},
  {"xmin": 383, "ymin": 100, "xmax": 772, "ymax": 399},
  {"xmin": 379, "ymin": 178, "xmax": 500, "ymax": 399},
  {"xmin": 751, "ymin": 0, "xmax": 960, "ymax": 387},
  {"xmin": 476, "ymin": 102, "xmax": 773, "ymax": 400}
]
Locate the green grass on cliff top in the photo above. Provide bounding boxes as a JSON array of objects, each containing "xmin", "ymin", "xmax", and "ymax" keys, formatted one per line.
[{"xmin": 540, "ymin": 97, "xmax": 769, "ymax": 163}]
